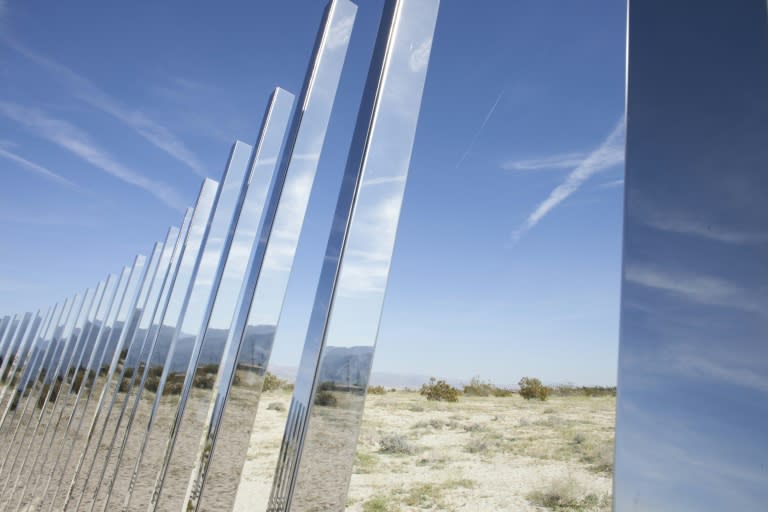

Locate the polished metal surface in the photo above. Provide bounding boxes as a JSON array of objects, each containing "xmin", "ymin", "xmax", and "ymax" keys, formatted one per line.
[
  {"xmin": 15, "ymin": 281, "xmax": 105, "ymax": 507},
  {"xmin": 64, "ymin": 242, "xmax": 164, "ymax": 510},
  {"xmin": 147, "ymin": 88, "xmax": 295, "ymax": 511},
  {"xmin": 38, "ymin": 272, "xmax": 119, "ymax": 508},
  {"xmin": 270, "ymin": 1, "xmax": 438, "ymax": 509},
  {"xmin": 614, "ymin": 1, "xmax": 768, "ymax": 510},
  {"xmin": 181, "ymin": 3, "xmax": 357, "ymax": 510},
  {"xmin": 0, "ymin": 306, "xmax": 58, "ymax": 434},
  {"xmin": 0, "ymin": 315, "xmax": 11, "ymax": 358},
  {"xmin": 120, "ymin": 142, "xmax": 253, "ymax": 511},
  {"xmin": 0, "ymin": 314, "xmax": 20, "ymax": 376},
  {"xmin": 90, "ymin": 217, "xmax": 191, "ymax": 512},
  {"xmin": 6, "ymin": 290, "xmax": 91, "ymax": 509},
  {"xmin": 61, "ymin": 251, "xmax": 153, "ymax": 509},
  {"xmin": 0, "ymin": 299, "xmax": 76, "ymax": 499},
  {"xmin": 0, "ymin": 312, "xmax": 33, "ymax": 411},
  {"xmin": 103, "ymin": 179, "xmax": 218, "ymax": 511}
]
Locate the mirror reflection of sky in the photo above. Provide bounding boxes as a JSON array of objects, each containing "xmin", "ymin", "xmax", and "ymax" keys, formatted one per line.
[
  {"xmin": 614, "ymin": 2, "xmax": 768, "ymax": 510},
  {"xmin": 0, "ymin": 1, "xmax": 625, "ymax": 386}
]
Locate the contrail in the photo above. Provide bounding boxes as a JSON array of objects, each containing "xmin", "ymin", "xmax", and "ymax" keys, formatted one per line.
[{"xmin": 455, "ymin": 86, "xmax": 506, "ymax": 169}]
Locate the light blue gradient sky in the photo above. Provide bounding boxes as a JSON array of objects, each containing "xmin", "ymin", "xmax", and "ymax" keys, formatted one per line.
[{"xmin": 0, "ymin": 0, "xmax": 626, "ymax": 385}]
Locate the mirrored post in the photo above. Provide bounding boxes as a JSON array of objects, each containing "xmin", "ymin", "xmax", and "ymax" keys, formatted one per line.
[
  {"xmin": 102, "ymin": 179, "xmax": 218, "ymax": 510},
  {"xmin": 17, "ymin": 280, "xmax": 105, "ymax": 505},
  {"xmin": 89, "ymin": 217, "xmax": 192, "ymax": 512},
  {"xmin": 8, "ymin": 289, "xmax": 92, "ymax": 508},
  {"xmin": 614, "ymin": 1, "xmax": 768, "ymax": 510},
  {"xmin": 79, "ymin": 225, "xmax": 184, "ymax": 512},
  {"xmin": 148, "ymin": 89, "xmax": 295, "ymax": 511},
  {"xmin": 0, "ymin": 299, "xmax": 76, "ymax": 496},
  {"xmin": 46, "ymin": 264, "xmax": 135, "ymax": 508},
  {"xmin": 66, "ymin": 242, "xmax": 163, "ymax": 509},
  {"xmin": 0, "ymin": 313, "xmax": 33, "ymax": 412},
  {"xmin": 270, "ymin": 1, "xmax": 438, "ymax": 509},
  {"xmin": 181, "ymin": 2, "xmax": 357, "ymax": 510},
  {"xmin": 121, "ymin": 142, "xmax": 253, "ymax": 511},
  {"xmin": 39, "ymin": 273, "xmax": 119, "ymax": 506}
]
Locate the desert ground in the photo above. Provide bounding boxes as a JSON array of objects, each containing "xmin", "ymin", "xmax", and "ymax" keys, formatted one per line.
[
  {"xmin": 235, "ymin": 388, "xmax": 615, "ymax": 512},
  {"xmin": 3, "ymin": 382, "xmax": 614, "ymax": 511}
]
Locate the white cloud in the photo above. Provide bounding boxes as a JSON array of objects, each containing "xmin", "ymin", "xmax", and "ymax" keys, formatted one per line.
[
  {"xmin": 3, "ymin": 38, "xmax": 206, "ymax": 176},
  {"xmin": 408, "ymin": 37, "xmax": 433, "ymax": 73},
  {"xmin": 624, "ymin": 263, "xmax": 760, "ymax": 313},
  {"xmin": 642, "ymin": 212, "xmax": 768, "ymax": 245},
  {"xmin": 502, "ymin": 152, "xmax": 586, "ymax": 172},
  {"xmin": 0, "ymin": 101, "xmax": 184, "ymax": 209},
  {"xmin": 513, "ymin": 115, "xmax": 625, "ymax": 240},
  {"xmin": 0, "ymin": 146, "xmax": 80, "ymax": 189},
  {"xmin": 325, "ymin": 13, "xmax": 354, "ymax": 50}
]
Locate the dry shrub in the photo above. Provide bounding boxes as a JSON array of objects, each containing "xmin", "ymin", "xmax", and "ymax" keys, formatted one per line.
[
  {"xmin": 263, "ymin": 371, "xmax": 290, "ymax": 392},
  {"xmin": 314, "ymin": 390, "xmax": 337, "ymax": 407},
  {"xmin": 379, "ymin": 434, "xmax": 415, "ymax": 455},
  {"xmin": 518, "ymin": 377, "xmax": 550, "ymax": 401},
  {"xmin": 420, "ymin": 377, "xmax": 460, "ymax": 402},
  {"xmin": 368, "ymin": 385, "xmax": 387, "ymax": 395}
]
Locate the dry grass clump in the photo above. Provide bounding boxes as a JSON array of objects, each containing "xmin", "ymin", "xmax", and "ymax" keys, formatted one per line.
[
  {"xmin": 262, "ymin": 371, "xmax": 291, "ymax": 392},
  {"xmin": 463, "ymin": 376, "xmax": 515, "ymax": 397},
  {"xmin": 314, "ymin": 390, "xmax": 337, "ymax": 407},
  {"xmin": 379, "ymin": 434, "xmax": 416, "ymax": 455},
  {"xmin": 266, "ymin": 401, "xmax": 285, "ymax": 412},
  {"xmin": 527, "ymin": 477, "xmax": 611, "ymax": 511}
]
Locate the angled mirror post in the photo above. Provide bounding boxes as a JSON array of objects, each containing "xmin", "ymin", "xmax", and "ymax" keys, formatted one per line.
[
  {"xmin": 88, "ymin": 213, "xmax": 193, "ymax": 512},
  {"xmin": 180, "ymin": 3, "xmax": 357, "ymax": 510},
  {"xmin": 58, "ymin": 253, "xmax": 151, "ymax": 509},
  {"xmin": 0, "ymin": 314, "xmax": 22, "ymax": 385},
  {"xmin": 65, "ymin": 242, "xmax": 164, "ymax": 508},
  {"xmin": 119, "ymin": 142, "xmax": 254, "ymax": 511},
  {"xmin": 147, "ymin": 88, "xmax": 295, "ymax": 511},
  {"xmin": 17, "ymin": 281, "xmax": 105, "ymax": 504},
  {"xmin": 101, "ymin": 179, "xmax": 219, "ymax": 511},
  {"xmin": 269, "ymin": 1, "xmax": 439, "ymax": 509},
  {"xmin": 614, "ymin": 1, "xmax": 768, "ymax": 510},
  {"xmin": 0, "ymin": 297, "xmax": 78, "ymax": 496},
  {"xmin": 0, "ymin": 312, "xmax": 35, "ymax": 415},
  {"xmin": 78, "ymin": 224, "xmax": 185, "ymax": 511},
  {"xmin": 7, "ymin": 289, "xmax": 92, "ymax": 506},
  {"xmin": 39, "ymin": 272, "xmax": 120, "ymax": 507}
]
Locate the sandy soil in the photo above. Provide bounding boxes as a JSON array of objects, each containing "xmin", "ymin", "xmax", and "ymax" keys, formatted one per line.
[
  {"xmin": 4, "ymin": 386, "xmax": 614, "ymax": 511},
  {"xmin": 235, "ymin": 389, "xmax": 615, "ymax": 512}
]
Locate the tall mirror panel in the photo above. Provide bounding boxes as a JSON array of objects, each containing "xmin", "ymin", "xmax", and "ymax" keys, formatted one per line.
[
  {"xmin": 82, "ymin": 225, "xmax": 185, "ymax": 511},
  {"xmin": 148, "ymin": 88, "xmax": 294, "ymax": 511},
  {"xmin": 122, "ymin": 141, "xmax": 253, "ymax": 510},
  {"xmin": 614, "ymin": 1, "xmax": 768, "ymax": 510},
  {"xmin": 181, "ymin": 2, "xmax": 357, "ymax": 510},
  {"xmin": 270, "ymin": 1, "xmax": 439, "ymax": 509},
  {"xmin": 103, "ymin": 179, "xmax": 218, "ymax": 510}
]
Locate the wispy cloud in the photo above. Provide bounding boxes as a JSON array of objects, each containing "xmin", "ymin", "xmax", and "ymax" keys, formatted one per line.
[
  {"xmin": 624, "ymin": 263, "xmax": 761, "ymax": 313},
  {"xmin": 512, "ymin": 115, "xmax": 625, "ymax": 240},
  {"xmin": 0, "ymin": 146, "xmax": 80, "ymax": 189},
  {"xmin": 455, "ymin": 87, "xmax": 505, "ymax": 169},
  {"xmin": 599, "ymin": 178, "xmax": 624, "ymax": 189},
  {"xmin": 502, "ymin": 152, "xmax": 586, "ymax": 172},
  {"xmin": 2, "ymin": 37, "xmax": 206, "ymax": 176},
  {"xmin": 0, "ymin": 101, "xmax": 184, "ymax": 209},
  {"xmin": 638, "ymin": 208, "xmax": 768, "ymax": 245}
]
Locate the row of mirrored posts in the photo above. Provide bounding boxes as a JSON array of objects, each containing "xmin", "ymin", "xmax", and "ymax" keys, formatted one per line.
[
  {"xmin": 0, "ymin": 1, "xmax": 439, "ymax": 510},
  {"xmin": 4, "ymin": 0, "xmax": 768, "ymax": 511}
]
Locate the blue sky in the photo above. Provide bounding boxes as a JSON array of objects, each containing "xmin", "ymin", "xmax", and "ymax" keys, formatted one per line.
[{"xmin": 0, "ymin": 0, "xmax": 626, "ymax": 386}]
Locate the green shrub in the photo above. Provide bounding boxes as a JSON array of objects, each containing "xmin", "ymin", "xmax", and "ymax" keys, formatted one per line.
[
  {"xmin": 420, "ymin": 377, "xmax": 460, "ymax": 402},
  {"xmin": 314, "ymin": 390, "xmax": 337, "ymax": 407},
  {"xmin": 518, "ymin": 377, "xmax": 550, "ymax": 401},
  {"xmin": 145, "ymin": 376, "xmax": 160, "ymax": 393},
  {"xmin": 368, "ymin": 385, "xmax": 386, "ymax": 395}
]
